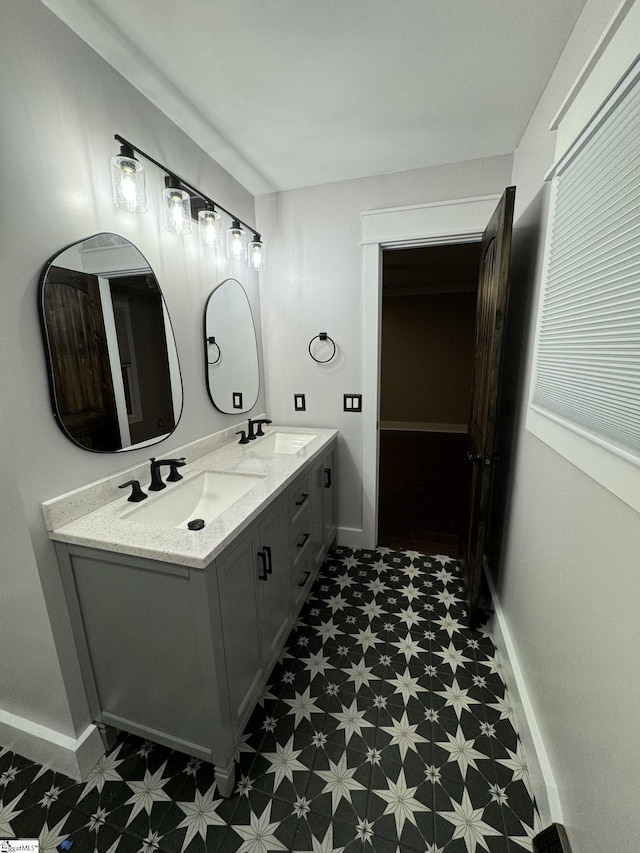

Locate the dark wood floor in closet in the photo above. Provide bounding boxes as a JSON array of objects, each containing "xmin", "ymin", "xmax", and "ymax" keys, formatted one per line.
[{"xmin": 377, "ymin": 430, "xmax": 467, "ymax": 556}]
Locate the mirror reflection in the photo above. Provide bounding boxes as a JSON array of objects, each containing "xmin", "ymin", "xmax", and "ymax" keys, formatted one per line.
[
  {"xmin": 39, "ymin": 233, "xmax": 182, "ymax": 452},
  {"xmin": 205, "ymin": 278, "xmax": 259, "ymax": 414}
]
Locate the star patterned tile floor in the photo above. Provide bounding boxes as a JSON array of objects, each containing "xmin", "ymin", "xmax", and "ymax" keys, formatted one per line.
[{"xmin": 0, "ymin": 547, "xmax": 539, "ymax": 853}]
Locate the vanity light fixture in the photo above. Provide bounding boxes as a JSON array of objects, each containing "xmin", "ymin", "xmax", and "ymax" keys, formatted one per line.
[
  {"xmin": 110, "ymin": 135, "xmax": 266, "ymax": 268},
  {"xmin": 163, "ymin": 175, "xmax": 192, "ymax": 235},
  {"xmin": 198, "ymin": 203, "xmax": 222, "ymax": 248},
  {"xmin": 248, "ymin": 234, "xmax": 266, "ymax": 271},
  {"xmin": 110, "ymin": 142, "xmax": 147, "ymax": 213},
  {"xmin": 226, "ymin": 220, "xmax": 247, "ymax": 261}
]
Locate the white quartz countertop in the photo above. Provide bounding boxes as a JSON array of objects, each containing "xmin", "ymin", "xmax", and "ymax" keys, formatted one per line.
[{"xmin": 45, "ymin": 426, "xmax": 338, "ymax": 569}]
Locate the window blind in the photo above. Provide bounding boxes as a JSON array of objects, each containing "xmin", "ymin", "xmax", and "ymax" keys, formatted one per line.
[{"xmin": 532, "ymin": 70, "xmax": 640, "ymax": 458}]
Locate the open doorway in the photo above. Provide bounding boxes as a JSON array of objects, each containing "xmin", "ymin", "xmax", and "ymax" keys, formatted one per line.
[{"xmin": 377, "ymin": 242, "xmax": 482, "ymax": 555}]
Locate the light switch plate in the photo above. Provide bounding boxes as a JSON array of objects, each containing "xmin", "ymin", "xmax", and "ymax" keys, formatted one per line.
[
  {"xmin": 343, "ymin": 394, "xmax": 362, "ymax": 412},
  {"xmin": 294, "ymin": 394, "xmax": 306, "ymax": 411}
]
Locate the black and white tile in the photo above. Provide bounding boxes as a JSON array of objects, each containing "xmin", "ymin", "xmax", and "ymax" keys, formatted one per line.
[{"xmin": 0, "ymin": 547, "xmax": 539, "ymax": 852}]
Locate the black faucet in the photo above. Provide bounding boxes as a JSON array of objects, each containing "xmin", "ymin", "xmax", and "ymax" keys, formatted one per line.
[
  {"xmin": 166, "ymin": 458, "xmax": 186, "ymax": 482},
  {"xmin": 119, "ymin": 480, "xmax": 147, "ymax": 502},
  {"xmin": 247, "ymin": 418, "xmax": 272, "ymax": 440},
  {"xmin": 148, "ymin": 457, "xmax": 186, "ymax": 491}
]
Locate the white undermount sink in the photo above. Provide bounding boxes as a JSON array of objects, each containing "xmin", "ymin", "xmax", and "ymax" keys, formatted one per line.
[
  {"xmin": 126, "ymin": 471, "xmax": 265, "ymax": 529},
  {"xmin": 254, "ymin": 432, "xmax": 317, "ymax": 454}
]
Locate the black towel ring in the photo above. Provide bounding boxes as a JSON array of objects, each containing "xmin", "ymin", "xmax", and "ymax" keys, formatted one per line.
[
  {"xmin": 207, "ymin": 336, "xmax": 221, "ymax": 365},
  {"xmin": 308, "ymin": 332, "xmax": 337, "ymax": 364}
]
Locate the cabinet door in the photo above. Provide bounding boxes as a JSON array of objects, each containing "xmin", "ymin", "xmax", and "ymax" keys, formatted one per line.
[
  {"xmin": 322, "ymin": 448, "xmax": 337, "ymax": 547},
  {"xmin": 309, "ymin": 448, "xmax": 338, "ymax": 569},
  {"xmin": 216, "ymin": 530, "xmax": 263, "ymax": 735},
  {"xmin": 291, "ymin": 551, "xmax": 314, "ymax": 613},
  {"xmin": 257, "ymin": 500, "xmax": 290, "ymax": 670},
  {"xmin": 310, "ymin": 459, "xmax": 325, "ymax": 570}
]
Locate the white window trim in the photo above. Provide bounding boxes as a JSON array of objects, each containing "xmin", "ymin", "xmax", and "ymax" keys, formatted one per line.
[{"xmin": 527, "ymin": 4, "xmax": 640, "ymax": 516}]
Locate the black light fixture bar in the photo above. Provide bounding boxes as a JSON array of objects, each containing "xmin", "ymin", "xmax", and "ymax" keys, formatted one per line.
[{"xmin": 114, "ymin": 134, "xmax": 258, "ymax": 235}]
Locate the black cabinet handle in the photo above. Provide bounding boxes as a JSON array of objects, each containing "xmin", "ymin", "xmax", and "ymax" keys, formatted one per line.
[
  {"xmin": 295, "ymin": 493, "xmax": 309, "ymax": 507},
  {"xmin": 257, "ymin": 551, "xmax": 268, "ymax": 581},
  {"xmin": 264, "ymin": 545, "xmax": 273, "ymax": 574},
  {"xmin": 298, "ymin": 570, "xmax": 311, "ymax": 587},
  {"xmin": 296, "ymin": 533, "xmax": 310, "ymax": 549},
  {"xmin": 323, "ymin": 467, "xmax": 332, "ymax": 488}
]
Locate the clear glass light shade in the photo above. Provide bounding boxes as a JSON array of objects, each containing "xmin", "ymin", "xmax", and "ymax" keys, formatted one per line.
[
  {"xmin": 163, "ymin": 185, "xmax": 192, "ymax": 234},
  {"xmin": 248, "ymin": 238, "xmax": 266, "ymax": 271},
  {"xmin": 110, "ymin": 154, "xmax": 147, "ymax": 213},
  {"xmin": 226, "ymin": 220, "xmax": 247, "ymax": 260},
  {"xmin": 198, "ymin": 208, "xmax": 222, "ymax": 247}
]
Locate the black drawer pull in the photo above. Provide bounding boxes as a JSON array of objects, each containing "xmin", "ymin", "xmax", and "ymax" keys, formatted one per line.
[
  {"xmin": 323, "ymin": 467, "xmax": 332, "ymax": 488},
  {"xmin": 295, "ymin": 493, "xmax": 309, "ymax": 507},
  {"xmin": 296, "ymin": 533, "xmax": 310, "ymax": 549},
  {"xmin": 257, "ymin": 550, "xmax": 268, "ymax": 581},
  {"xmin": 264, "ymin": 545, "xmax": 273, "ymax": 574},
  {"xmin": 298, "ymin": 570, "xmax": 311, "ymax": 587}
]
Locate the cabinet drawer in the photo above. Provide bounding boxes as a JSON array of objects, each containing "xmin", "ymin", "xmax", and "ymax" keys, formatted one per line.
[
  {"xmin": 289, "ymin": 473, "xmax": 311, "ymax": 522},
  {"xmin": 292, "ymin": 505, "xmax": 312, "ymax": 565},
  {"xmin": 291, "ymin": 551, "xmax": 313, "ymax": 609}
]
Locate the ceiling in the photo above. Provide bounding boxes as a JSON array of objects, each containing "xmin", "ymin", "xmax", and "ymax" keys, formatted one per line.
[{"xmin": 41, "ymin": 0, "xmax": 587, "ymax": 195}]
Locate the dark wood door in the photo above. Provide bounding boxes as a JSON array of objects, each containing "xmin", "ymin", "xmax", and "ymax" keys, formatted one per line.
[
  {"xmin": 43, "ymin": 266, "xmax": 120, "ymax": 450},
  {"xmin": 110, "ymin": 275, "xmax": 175, "ymax": 444},
  {"xmin": 461, "ymin": 187, "xmax": 515, "ymax": 627}
]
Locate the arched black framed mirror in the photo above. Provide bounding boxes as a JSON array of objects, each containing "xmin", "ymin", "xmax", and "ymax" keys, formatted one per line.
[
  {"xmin": 39, "ymin": 233, "xmax": 183, "ymax": 452},
  {"xmin": 204, "ymin": 278, "xmax": 259, "ymax": 414}
]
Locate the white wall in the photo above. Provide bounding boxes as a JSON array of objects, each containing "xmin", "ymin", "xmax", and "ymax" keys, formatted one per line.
[
  {"xmin": 0, "ymin": 0, "xmax": 265, "ymax": 771},
  {"xmin": 496, "ymin": 0, "xmax": 640, "ymax": 850},
  {"xmin": 0, "ymin": 406, "xmax": 71, "ymax": 731},
  {"xmin": 256, "ymin": 156, "xmax": 513, "ymax": 539}
]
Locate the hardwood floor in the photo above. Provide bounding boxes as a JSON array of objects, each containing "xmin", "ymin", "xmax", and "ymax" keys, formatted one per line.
[{"xmin": 377, "ymin": 430, "xmax": 467, "ymax": 556}]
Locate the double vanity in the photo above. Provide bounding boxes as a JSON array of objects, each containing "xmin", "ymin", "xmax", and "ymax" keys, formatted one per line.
[{"xmin": 44, "ymin": 424, "xmax": 337, "ymax": 796}]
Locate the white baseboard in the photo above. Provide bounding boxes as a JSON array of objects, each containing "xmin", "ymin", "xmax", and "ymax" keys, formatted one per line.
[
  {"xmin": 484, "ymin": 568, "xmax": 563, "ymax": 827},
  {"xmin": 337, "ymin": 526, "xmax": 370, "ymax": 549},
  {"xmin": 0, "ymin": 709, "xmax": 105, "ymax": 781}
]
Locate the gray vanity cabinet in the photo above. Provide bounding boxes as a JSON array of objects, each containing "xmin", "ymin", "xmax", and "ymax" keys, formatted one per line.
[
  {"xmin": 54, "ymin": 437, "xmax": 337, "ymax": 798},
  {"xmin": 57, "ymin": 546, "xmax": 218, "ymax": 747},
  {"xmin": 56, "ymin": 542, "xmax": 238, "ymax": 794}
]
